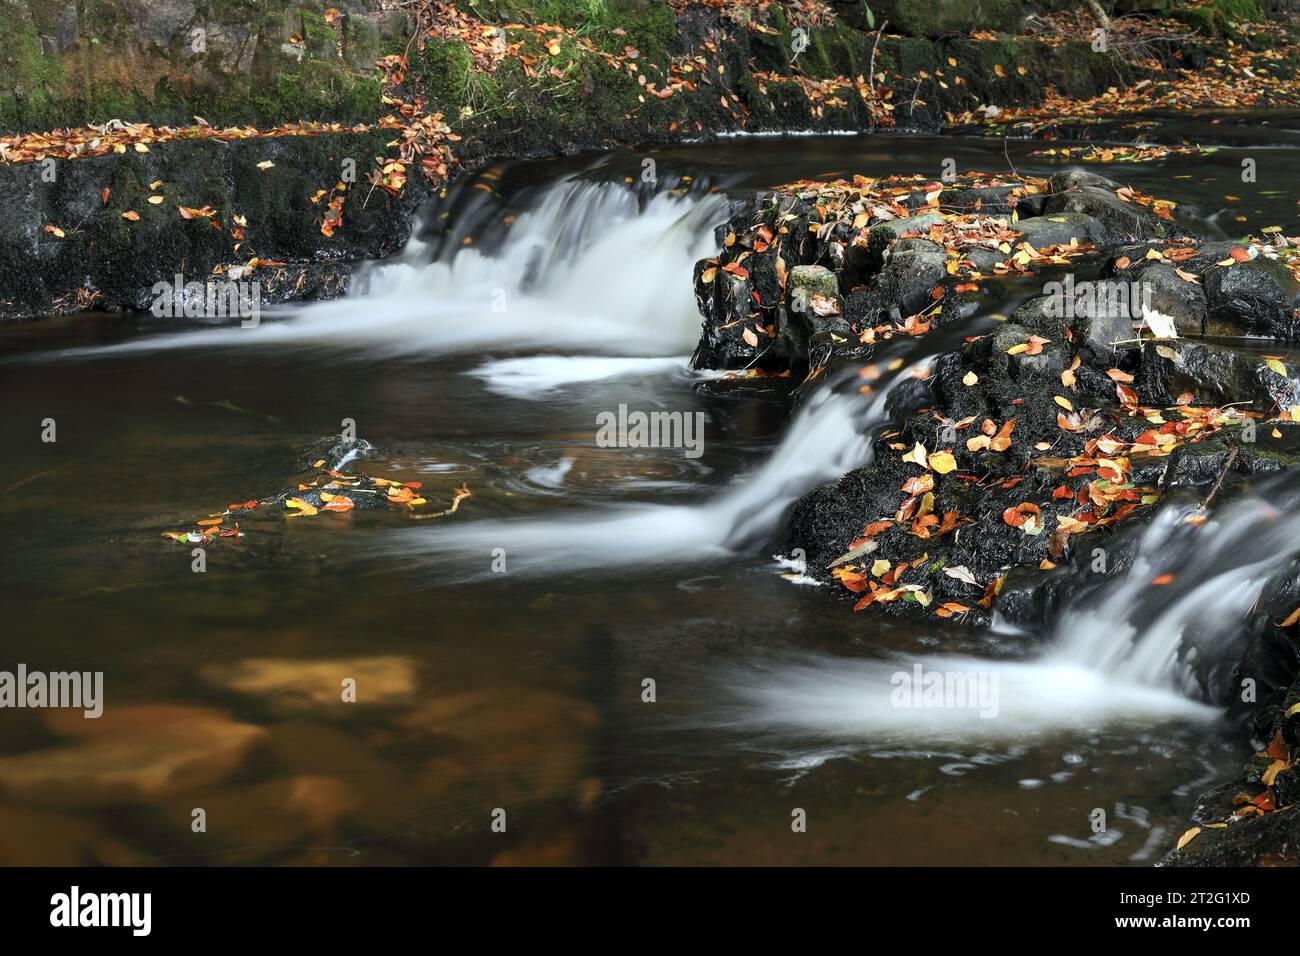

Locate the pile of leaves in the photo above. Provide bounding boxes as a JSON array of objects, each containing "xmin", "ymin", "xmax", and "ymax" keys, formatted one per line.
[
  {"xmin": 699, "ymin": 171, "xmax": 1152, "ymax": 353},
  {"xmin": 950, "ymin": 30, "xmax": 1300, "ymax": 132},
  {"xmin": 162, "ymin": 460, "xmax": 470, "ymax": 545},
  {"xmin": 0, "ymin": 118, "xmax": 373, "ymax": 166},
  {"xmin": 1029, "ymin": 144, "xmax": 1212, "ymax": 164}
]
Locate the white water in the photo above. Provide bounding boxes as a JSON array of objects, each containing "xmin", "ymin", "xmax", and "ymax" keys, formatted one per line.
[
  {"xmin": 1049, "ymin": 484, "xmax": 1300, "ymax": 692},
  {"xmin": 469, "ymin": 354, "xmax": 710, "ymax": 399},
  {"xmin": 28, "ymin": 179, "xmax": 730, "ymax": 361},
  {"xmin": 719, "ymin": 654, "xmax": 1216, "ymax": 745},
  {"xmin": 723, "ymin": 486, "xmax": 1300, "ymax": 745},
  {"xmin": 393, "ymin": 363, "xmax": 925, "ymax": 577}
]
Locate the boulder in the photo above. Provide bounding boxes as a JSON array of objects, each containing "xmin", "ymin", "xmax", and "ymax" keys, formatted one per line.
[{"xmin": 1204, "ymin": 257, "xmax": 1300, "ymax": 339}]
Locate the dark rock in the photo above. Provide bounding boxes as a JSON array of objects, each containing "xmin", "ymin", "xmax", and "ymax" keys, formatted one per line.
[
  {"xmin": 1014, "ymin": 213, "xmax": 1095, "ymax": 250},
  {"xmin": 0, "ymin": 131, "xmax": 426, "ymax": 321},
  {"xmin": 1130, "ymin": 261, "xmax": 1207, "ymax": 337},
  {"xmin": 1045, "ymin": 186, "xmax": 1181, "ymax": 246},
  {"xmin": 1204, "ymin": 257, "xmax": 1300, "ymax": 340}
]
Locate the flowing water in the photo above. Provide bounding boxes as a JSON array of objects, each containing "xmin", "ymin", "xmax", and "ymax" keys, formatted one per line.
[{"xmin": 3, "ymin": 120, "xmax": 1299, "ymax": 865}]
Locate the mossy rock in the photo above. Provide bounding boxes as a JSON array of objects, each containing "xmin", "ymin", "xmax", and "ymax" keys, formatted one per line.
[{"xmin": 870, "ymin": 0, "xmax": 1024, "ymax": 38}]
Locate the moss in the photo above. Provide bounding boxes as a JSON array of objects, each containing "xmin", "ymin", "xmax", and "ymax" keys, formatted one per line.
[
  {"xmin": 802, "ymin": 21, "xmax": 862, "ymax": 80},
  {"xmin": 0, "ymin": 9, "xmax": 69, "ymax": 131},
  {"xmin": 1172, "ymin": 0, "xmax": 1264, "ymax": 37},
  {"xmin": 872, "ymin": 0, "xmax": 1023, "ymax": 38}
]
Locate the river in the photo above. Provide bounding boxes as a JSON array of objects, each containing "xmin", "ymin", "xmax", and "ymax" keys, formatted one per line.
[{"xmin": 3, "ymin": 117, "xmax": 1298, "ymax": 865}]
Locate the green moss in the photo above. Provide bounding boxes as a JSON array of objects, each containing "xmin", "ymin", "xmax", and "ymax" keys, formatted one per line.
[
  {"xmin": 0, "ymin": 9, "xmax": 69, "ymax": 131},
  {"xmin": 802, "ymin": 21, "xmax": 862, "ymax": 79},
  {"xmin": 887, "ymin": 0, "xmax": 1025, "ymax": 38},
  {"xmin": 1172, "ymin": 0, "xmax": 1264, "ymax": 37}
]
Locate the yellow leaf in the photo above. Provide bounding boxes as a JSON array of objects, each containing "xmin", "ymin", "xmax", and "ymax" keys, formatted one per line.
[
  {"xmin": 134, "ymin": 143, "xmax": 149, "ymax": 153},
  {"xmin": 1054, "ymin": 396, "xmax": 1073, "ymax": 411},
  {"xmin": 257, "ymin": 160, "xmax": 275, "ymax": 170},
  {"xmin": 928, "ymin": 451, "xmax": 957, "ymax": 474},
  {"xmin": 963, "ymin": 371, "xmax": 978, "ymax": 386},
  {"xmin": 148, "ymin": 195, "xmax": 165, "ymax": 204},
  {"xmin": 871, "ymin": 559, "xmax": 891, "ymax": 577},
  {"xmin": 1266, "ymin": 358, "xmax": 1287, "ymax": 375},
  {"xmin": 285, "ymin": 497, "xmax": 318, "ymax": 517},
  {"xmin": 1175, "ymin": 827, "xmax": 1200, "ymax": 850},
  {"xmin": 121, "ymin": 211, "xmax": 140, "ymax": 221},
  {"xmin": 1262, "ymin": 759, "xmax": 1289, "ymax": 787}
]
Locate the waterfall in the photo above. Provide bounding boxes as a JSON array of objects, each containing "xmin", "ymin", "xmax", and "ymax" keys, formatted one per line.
[
  {"xmin": 1049, "ymin": 474, "xmax": 1300, "ymax": 693},
  {"xmin": 22, "ymin": 176, "xmax": 730, "ymax": 361},
  {"xmin": 715, "ymin": 482, "xmax": 1300, "ymax": 745},
  {"xmin": 391, "ymin": 363, "xmax": 926, "ymax": 577}
]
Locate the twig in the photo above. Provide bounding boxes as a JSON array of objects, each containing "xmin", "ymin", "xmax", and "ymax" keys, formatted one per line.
[
  {"xmin": 412, "ymin": 483, "xmax": 473, "ymax": 520},
  {"xmin": 867, "ymin": 20, "xmax": 888, "ymax": 94},
  {"xmin": 1195, "ymin": 443, "xmax": 1239, "ymax": 512}
]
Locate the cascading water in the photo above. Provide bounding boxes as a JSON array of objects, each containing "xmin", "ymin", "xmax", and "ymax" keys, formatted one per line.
[
  {"xmin": 1049, "ymin": 473, "xmax": 1300, "ymax": 693},
  {"xmin": 24, "ymin": 176, "xmax": 731, "ymax": 364},
  {"xmin": 719, "ymin": 484, "xmax": 1300, "ymax": 746},
  {"xmin": 390, "ymin": 362, "xmax": 926, "ymax": 577}
]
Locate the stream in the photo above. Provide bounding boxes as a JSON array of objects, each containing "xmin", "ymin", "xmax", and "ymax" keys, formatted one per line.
[{"xmin": 3, "ymin": 119, "xmax": 1299, "ymax": 865}]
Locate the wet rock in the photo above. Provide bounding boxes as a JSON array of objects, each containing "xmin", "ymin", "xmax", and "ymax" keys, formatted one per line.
[
  {"xmin": 1135, "ymin": 339, "xmax": 1298, "ymax": 410},
  {"xmin": 296, "ymin": 436, "xmax": 376, "ymax": 472},
  {"xmin": 1047, "ymin": 169, "xmax": 1124, "ymax": 195},
  {"xmin": 1044, "ymin": 186, "xmax": 1179, "ymax": 246},
  {"xmin": 1163, "ymin": 785, "xmax": 1300, "ymax": 866},
  {"xmin": 1204, "ymin": 257, "xmax": 1300, "ymax": 340},
  {"xmin": 938, "ymin": 184, "xmax": 1020, "ymax": 215},
  {"xmin": 843, "ymin": 249, "xmax": 948, "ymax": 328},
  {"xmin": 0, "ymin": 131, "xmax": 426, "ymax": 320},
  {"xmin": 1129, "ymin": 261, "xmax": 1207, "ymax": 337},
  {"xmin": 1013, "ymin": 213, "xmax": 1096, "ymax": 250},
  {"xmin": 860, "ymin": 211, "xmax": 945, "ymax": 271}
]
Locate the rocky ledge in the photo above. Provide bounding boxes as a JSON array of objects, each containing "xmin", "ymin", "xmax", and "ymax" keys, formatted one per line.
[
  {"xmin": 0, "ymin": 127, "xmax": 428, "ymax": 320},
  {"xmin": 690, "ymin": 167, "xmax": 1300, "ymax": 865}
]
